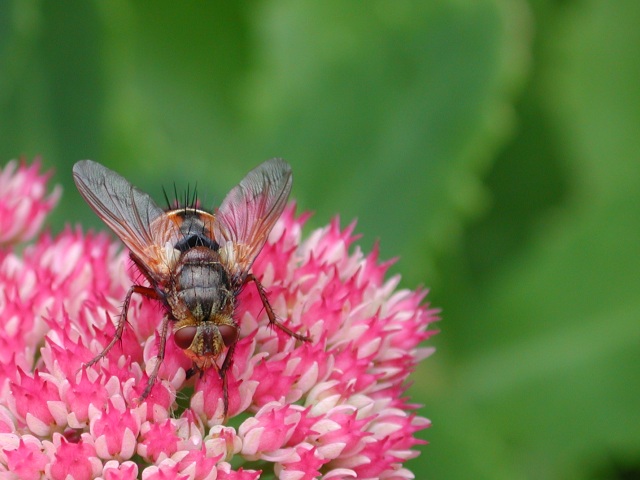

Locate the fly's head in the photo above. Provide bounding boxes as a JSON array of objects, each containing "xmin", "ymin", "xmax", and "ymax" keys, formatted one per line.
[{"xmin": 173, "ymin": 315, "xmax": 239, "ymax": 370}]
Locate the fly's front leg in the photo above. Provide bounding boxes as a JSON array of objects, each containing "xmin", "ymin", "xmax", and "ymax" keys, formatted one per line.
[
  {"xmin": 183, "ymin": 343, "xmax": 236, "ymax": 417},
  {"xmin": 85, "ymin": 284, "xmax": 158, "ymax": 368},
  {"xmin": 245, "ymin": 273, "xmax": 310, "ymax": 342},
  {"xmin": 139, "ymin": 313, "xmax": 171, "ymax": 401},
  {"xmin": 219, "ymin": 340, "xmax": 237, "ymax": 417}
]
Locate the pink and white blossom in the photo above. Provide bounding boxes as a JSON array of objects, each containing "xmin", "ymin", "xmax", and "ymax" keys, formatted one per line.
[
  {"xmin": 0, "ymin": 159, "xmax": 438, "ymax": 479},
  {"xmin": 0, "ymin": 158, "xmax": 60, "ymax": 246}
]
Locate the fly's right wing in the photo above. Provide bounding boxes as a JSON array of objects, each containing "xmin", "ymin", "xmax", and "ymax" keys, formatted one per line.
[{"xmin": 73, "ymin": 160, "xmax": 183, "ymax": 281}]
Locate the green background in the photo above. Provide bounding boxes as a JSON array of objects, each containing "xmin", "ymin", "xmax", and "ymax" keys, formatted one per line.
[{"xmin": 2, "ymin": 1, "xmax": 639, "ymax": 478}]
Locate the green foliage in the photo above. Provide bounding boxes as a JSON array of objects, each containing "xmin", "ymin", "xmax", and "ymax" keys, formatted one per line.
[{"xmin": 1, "ymin": 0, "xmax": 639, "ymax": 477}]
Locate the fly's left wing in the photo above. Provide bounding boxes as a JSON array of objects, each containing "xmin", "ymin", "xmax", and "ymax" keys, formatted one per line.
[{"xmin": 214, "ymin": 158, "xmax": 292, "ymax": 282}]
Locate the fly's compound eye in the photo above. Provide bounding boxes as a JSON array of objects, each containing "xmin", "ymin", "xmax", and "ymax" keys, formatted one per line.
[
  {"xmin": 218, "ymin": 325, "xmax": 238, "ymax": 347},
  {"xmin": 174, "ymin": 326, "xmax": 198, "ymax": 349}
]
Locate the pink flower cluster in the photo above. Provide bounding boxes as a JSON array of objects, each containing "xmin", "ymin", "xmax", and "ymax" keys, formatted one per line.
[
  {"xmin": 0, "ymin": 159, "xmax": 60, "ymax": 246},
  {"xmin": 0, "ymin": 160, "xmax": 438, "ymax": 479}
]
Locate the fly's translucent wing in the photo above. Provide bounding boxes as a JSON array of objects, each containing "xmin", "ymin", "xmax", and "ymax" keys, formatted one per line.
[
  {"xmin": 73, "ymin": 160, "xmax": 182, "ymax": 281},
  {"xmin": 214, "ymin": 158, "xmax": 292, "ymax": 282}
]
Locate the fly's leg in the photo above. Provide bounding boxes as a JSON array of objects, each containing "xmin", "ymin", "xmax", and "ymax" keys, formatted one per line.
[
  {"xmin": 139, "ymin": 313, "xmax": 171, "ymax": 401},
  {"xmin": 85, "ymin": 285, "xmax": 158, "ymax": 368},
  {"xmin": 219, "ymin": 340, "xmax": 237, "ymax": 417},
  {"xmin": 245, "ymin": 273, "xmax": 311, "ymax": 342},
  {"xmin": 184, "ymin": 343, "xmax": 236, "ymax": 418}
]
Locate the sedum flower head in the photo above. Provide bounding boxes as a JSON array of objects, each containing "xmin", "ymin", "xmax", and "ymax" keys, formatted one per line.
[
  {"xmin": 0, "ymin": 158, "xmax": 60, "ymax": 246},
  {"xmin": 0, "ymin": 159, "xmax": 438, "ymax": 479}
]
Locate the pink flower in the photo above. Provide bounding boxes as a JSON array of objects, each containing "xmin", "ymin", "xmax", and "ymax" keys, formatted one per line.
[
  {"xmin": 0, "ymin": 158, "xmax": 60, "ymax": 246},
  {"xmin": 1, "ymin": 437, "xmax": 49, "ymax": 480},
  {"xmin": 0, "ymin": 159, "xmax": 438, "ymax": 478},
  {"xmin": 45, "ymin": 435, "xmax": 103, "ymax": 479}
]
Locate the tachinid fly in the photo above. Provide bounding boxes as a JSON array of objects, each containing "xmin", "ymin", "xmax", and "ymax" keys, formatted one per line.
[{"xmin": 73, "ymin": 158, "xmax": 310, "ymax": 416}]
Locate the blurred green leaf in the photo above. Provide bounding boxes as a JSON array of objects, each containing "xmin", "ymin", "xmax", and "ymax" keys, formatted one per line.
[
  {"xmin": 424, "ymin": 1, "xmax": 640, "ymax": 478},
  {"xmin": 242, "ymin": 1, "xmax": 528, "ymax": 283}
]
